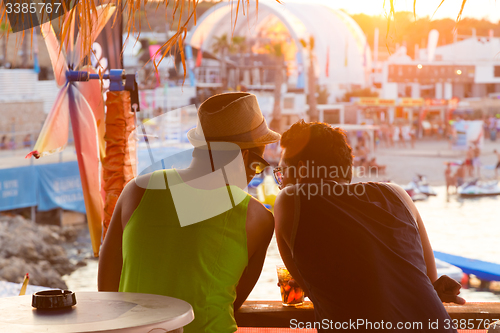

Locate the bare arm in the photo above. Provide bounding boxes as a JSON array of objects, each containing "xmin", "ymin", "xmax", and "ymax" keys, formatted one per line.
[
  {"xmin": 234, "ymin": 198, "xmax": 274, "ymax": 311},
  {"xmin": 234, "ymin": 245, "xmax": 269, "ymax": 310},
  {"xmin": 97, "ymin": 194, "xmax": 124, "ymax": 292},
  {"xmin": 98, "ymin": 178, "xmax": 145, "ymax": 291},
  {"xmin": 387, "ymin": 183, "xmax": 438, "ymax": 283},
  {"xmin": 273, "ymin": 186, "xmax": 310, "ymax": 297}
]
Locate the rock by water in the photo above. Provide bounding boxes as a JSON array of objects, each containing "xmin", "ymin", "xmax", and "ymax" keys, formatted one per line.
[{"xmin": 0, "ymin": 214, "xmax": 84, "ymax": 290}]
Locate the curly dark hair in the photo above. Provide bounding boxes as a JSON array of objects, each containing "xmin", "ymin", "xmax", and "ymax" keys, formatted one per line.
[{"xmin": 280, "ymin": 120, "xmax": 354, "ymax": 181}]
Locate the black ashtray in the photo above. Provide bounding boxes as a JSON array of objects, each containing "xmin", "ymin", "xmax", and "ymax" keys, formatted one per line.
[{"xmin": 32, "ymin": 290, "xmax": 77, "ymax": 309}]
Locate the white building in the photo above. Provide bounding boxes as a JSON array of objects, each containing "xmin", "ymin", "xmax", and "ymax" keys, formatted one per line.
[{"xmin": 380, "ymin": 34, "xmax": 500, "ymax": 101}]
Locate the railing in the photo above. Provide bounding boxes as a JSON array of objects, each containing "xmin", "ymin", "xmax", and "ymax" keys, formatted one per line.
[{"xmin": 236, "ymin": 301, "xmax": 500, "ymax": 330}]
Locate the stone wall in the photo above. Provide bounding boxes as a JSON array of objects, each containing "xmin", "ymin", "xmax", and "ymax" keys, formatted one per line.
[{"xmin": 0, "ymin": 100, "xmax": 45, "ymax": 148}]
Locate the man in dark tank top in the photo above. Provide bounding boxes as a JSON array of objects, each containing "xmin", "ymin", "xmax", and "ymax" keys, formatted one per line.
[{"xmin": 273, "ymin": 120, "xmax": 465, "ymax": 332}]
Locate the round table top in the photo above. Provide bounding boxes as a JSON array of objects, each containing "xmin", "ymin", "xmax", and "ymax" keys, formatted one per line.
[{"xmin": 0, "ymin": 291, "xmax": 194, "ymax": 333}]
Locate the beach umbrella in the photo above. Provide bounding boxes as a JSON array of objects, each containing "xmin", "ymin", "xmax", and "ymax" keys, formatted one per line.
[{"xmin": 26, "ymin": 5, "xmax": 116, "ymax": 257}]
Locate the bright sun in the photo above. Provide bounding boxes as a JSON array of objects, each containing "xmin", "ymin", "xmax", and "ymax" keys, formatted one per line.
[{"xmin": 288, "ymin": 0, "xmax": 499, "ymax": 21}]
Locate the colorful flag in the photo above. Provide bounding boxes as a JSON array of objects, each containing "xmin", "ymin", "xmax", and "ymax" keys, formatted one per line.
[
  {"xmin": 196, "ymin": 36, "xmax": 203, "ymax": 67},
  {"xmin": 27, "ymin": 5, "xmax": 116, "ymax": 257},
  {"xmin": 149, "ymin": 45, "xmax": 162, "ymax": 87},
  {"xmin": 185, "ymin": 45, "xmax": 196, "ymax": 87},
  {"xmin": 33, "ymin": 28, "xmax": 40, "ymax": 74},
  {"xmin": 325, "ymin": 46, "xmax": 329, "ymax": 77}
]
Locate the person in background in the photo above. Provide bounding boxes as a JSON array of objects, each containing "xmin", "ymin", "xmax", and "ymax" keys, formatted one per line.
[
  {"xmin": 273, "ymin": 121, "xmax": 464, "ymax": 333},
  {"xmin": 455, "ymin": 162, "xmax": 466, "ymax": 188},
  {"xmin": 0, "ymin": 136, "xmax": 7, "ymax": 150},
  {"xmin": 465, "ymin": 146, "xmax": 474, "ymax": 177},
  {"xmin": 472, "ymin": 143, "xmax": 481, "ymax": 178},
  {"xmin": 8, "ymin": 137, "xmax": 16, "ymax": 150},
  {"xmin": 494, "ymin": 149, "xmax": 500, "ymax": 179},
  {"xmin": 99, "ymin": 93, "xmax": 280, "ymax": 333},
  {"xmin": 489, "ymin": 116, "xmax": 496, "ymax": 141},
  {"xmin": 445, "ymin": 162, "xmax": 456, "ymax": 195},
  {"xmin": 354, "ymin": 143, "xmax": 368, "ymax": 169},
  {"xmin": 410, "ymin": 124, "xmax": 417, "ymax": 149},
  {"xmin": 447, "ymin": 122, "xmax": 456, "ymax": 149},
  {"xmin": 496, "ymin": 116, "xmax": 500, "ymax": 139},
  {"xmin": 397, "ymin": 125, "xmax": 406, "ymax": 148},
  {"xmin": 388, "ymin": 123, "xmax": 395, "ymax": 148},
  {"xmin": 23, "ymin": 134, "xmax": 32, "ymax": 148}
]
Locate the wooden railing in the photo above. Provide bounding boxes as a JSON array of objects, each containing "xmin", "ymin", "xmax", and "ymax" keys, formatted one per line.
[{"xmin": 236, "ymin": 301, "xmax": 500, "ymax": 330}]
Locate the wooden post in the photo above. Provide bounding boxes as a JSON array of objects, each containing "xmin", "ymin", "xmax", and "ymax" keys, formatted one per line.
[{"xmin": 102, "ymin": 91, "xmax": 136, "ymax": 239}]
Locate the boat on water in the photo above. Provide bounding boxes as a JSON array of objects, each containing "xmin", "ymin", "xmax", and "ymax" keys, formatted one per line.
[
  {"xmin": 435, "ymin": 259, "xmax": 464, "ymax": 283},
  {"xmin": 402, "ymin": 174, "xmax": 437, "ymax": 200},
  {"xmin": 404, "ymin": 188, "xmax": 429, "ymax": 201},
  {"xmin": 458, "ymin": 179, "xmax": 500, "ymax": 197}
]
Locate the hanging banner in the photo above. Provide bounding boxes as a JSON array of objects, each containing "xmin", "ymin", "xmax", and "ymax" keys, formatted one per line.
[
  {"xmin": 357, "ymin": 98, "xmax": 396, "ymax": 106},
  {"xmin": 36, "ymin": 161, "xmax": 86, "ymax": 213},
  {"xmin": 0, "ymin": 166, "xmax": 37, "ymax": 211},
  {"xmin": 400, "ymin": 98, "xmax": 424, "ymax": 107},
  {"xmin": 453, "ymin": 119, "xmax": 468, "ymax": 150},
  {"xmin": 452, "ymin": 120, "xmax": 484, "ymax": 150}
]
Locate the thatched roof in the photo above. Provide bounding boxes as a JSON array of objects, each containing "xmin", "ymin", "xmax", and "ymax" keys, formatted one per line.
[{"xmin": 0, "ymin": 0, "xmax": 284, "ymax": 70}]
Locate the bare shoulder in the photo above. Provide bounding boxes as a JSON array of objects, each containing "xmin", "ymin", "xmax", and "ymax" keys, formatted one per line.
[
  {"xmin": 247, "ymin": 196, "xmax": 274, "ymax": 228},
  {"xmin": 273, "ymin": 185, "xmax": 300, "ymax": 247},
  {"xmin": 275, "ymin": 184, "xmax": 299, "ymax": 208},
  {"xmin": 245, "ymin": 196, "xmax": 274, "ymax": 256},
  {"xmin": 274, "ymin": 184, "xmax": 301, "ymax": 222},
  {"xmin": 118, "ymin": 173, "xmax": 152, "ymax": 229}
]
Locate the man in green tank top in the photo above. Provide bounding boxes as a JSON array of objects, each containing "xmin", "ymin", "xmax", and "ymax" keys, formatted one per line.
[{"xmin": 98, "ymin": 93, "xmax": 280, "ymax": 332}]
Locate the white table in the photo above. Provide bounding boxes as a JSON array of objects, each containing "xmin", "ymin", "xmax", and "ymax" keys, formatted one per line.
[{"xmin": 0, "ymin": 291, "xmax": 194, "ymax": 332}]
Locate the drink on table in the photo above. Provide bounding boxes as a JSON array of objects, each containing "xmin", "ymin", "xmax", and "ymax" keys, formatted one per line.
[{"xmin": 276, "ymin": 265, "xmax": 304, "ymax": 307}]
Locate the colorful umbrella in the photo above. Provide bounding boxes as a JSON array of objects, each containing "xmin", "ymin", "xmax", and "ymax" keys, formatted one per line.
[{"xmin": 26, "ymin": 5, "xmax": 116, "ymax": 257}]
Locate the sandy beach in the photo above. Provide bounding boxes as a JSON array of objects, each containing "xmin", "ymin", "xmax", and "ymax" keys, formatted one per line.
[
  {"xmin": 3, "ymin": 137, "xmax": 499, "ymax": 186},
  {"xmin": 352, "ymin": 138, "xmax": 500, "ymax": 186}
]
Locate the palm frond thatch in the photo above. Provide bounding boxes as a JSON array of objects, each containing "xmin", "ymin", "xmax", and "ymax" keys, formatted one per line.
[{"xmin": 0, "ymin": 0, "xmax": 273, "ymax": 71}]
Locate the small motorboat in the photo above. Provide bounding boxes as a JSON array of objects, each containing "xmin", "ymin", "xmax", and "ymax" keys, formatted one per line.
[
  {"xmin": 458, "ymin": 179, "xmax": 500, "ymax": 197},
  {"xmin": 404, "ymin": 188, "xmax": 428, "ymax": 201},
  {"xmin": 403, "ymin": 174, "xmax": 437, "ymax": 198}
]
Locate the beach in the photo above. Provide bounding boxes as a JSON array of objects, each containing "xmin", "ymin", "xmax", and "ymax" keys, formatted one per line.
[{"xmin": 351, "ymin": 138, "xmax": 500, "ymax": 186}]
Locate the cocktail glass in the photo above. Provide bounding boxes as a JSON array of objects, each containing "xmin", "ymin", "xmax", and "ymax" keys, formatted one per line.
[{"xmin": 276, "ymin": 265, "xmax": 304, "ymax": 307}]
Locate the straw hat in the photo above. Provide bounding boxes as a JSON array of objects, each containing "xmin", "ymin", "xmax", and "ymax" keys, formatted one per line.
[{"xmin": 187, "ymin": 92, "xmax": 280, "ymax": 149}]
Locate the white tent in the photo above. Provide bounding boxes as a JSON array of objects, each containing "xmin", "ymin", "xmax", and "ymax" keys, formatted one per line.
[{"xmin": 187, "ymin": 0, "xmax": 371, "ymax": 101}]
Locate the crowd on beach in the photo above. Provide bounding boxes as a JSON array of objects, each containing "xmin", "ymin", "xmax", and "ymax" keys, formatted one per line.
[
  {"xmin": 444, "ymin": 142, "xmax": 500, "ymax": 195},
  {"xmin": 0, "ymin": 134, "xmax": 34, "ymax": 151}
]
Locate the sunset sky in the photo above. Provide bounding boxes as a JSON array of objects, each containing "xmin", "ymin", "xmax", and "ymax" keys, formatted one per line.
[{"xmin": 289, "ymin": 0, "xmax": 500, "ymax": 22}]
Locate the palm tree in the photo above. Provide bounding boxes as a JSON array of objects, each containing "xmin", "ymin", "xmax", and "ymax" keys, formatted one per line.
[
  {"xmin": 0, "ymin": 23, "xmax": 7, "ymax": 66},
  {"xmin": 300, "ymin": 36, "xmax": 318, "ymax": 122},
  {"xmin": 268, "ymin": 43, "xmax": 285, "ymax": 133},
  {"xmin": 212, "ymin": 34, "xmax": 231, "ymax": 90},
  {"xmin": 230, "ymin": 36, "xmax": 247, "ymax": 87}
]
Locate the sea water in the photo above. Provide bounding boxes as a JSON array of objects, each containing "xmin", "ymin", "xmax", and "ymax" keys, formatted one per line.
[{"xmin": 64, "ymin": 186, "xmax": 500, "ymax": 301}]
